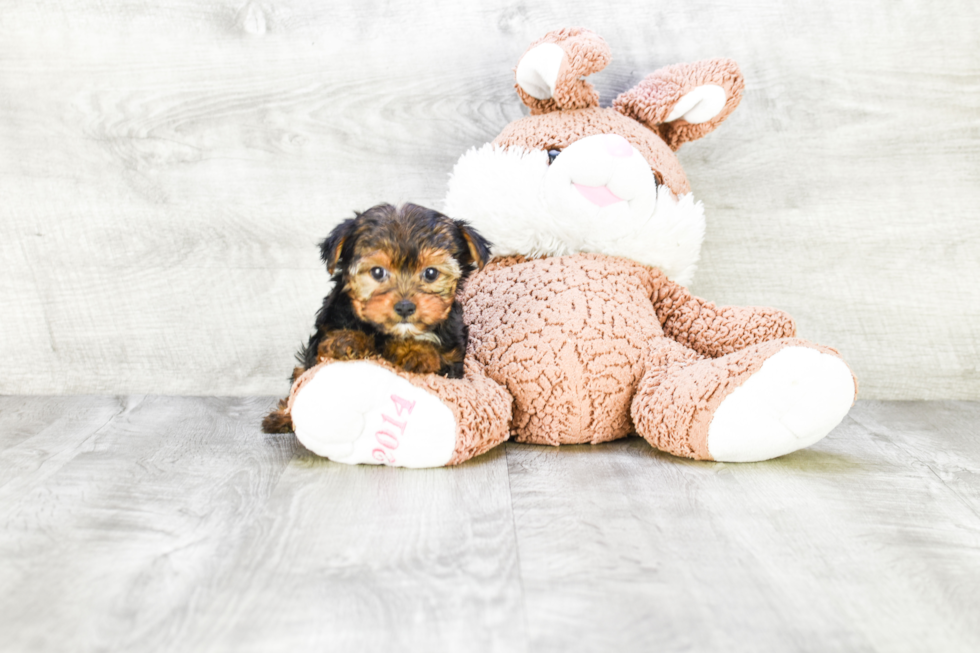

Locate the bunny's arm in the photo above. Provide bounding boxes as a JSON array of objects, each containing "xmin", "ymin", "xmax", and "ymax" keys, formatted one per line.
[{"xmin": 649, "ymin": 269, "xmax": 796, "ymax": 358}]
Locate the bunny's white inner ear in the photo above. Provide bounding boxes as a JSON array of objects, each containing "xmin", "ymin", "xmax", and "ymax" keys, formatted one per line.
[
  {"xmin": 665, "ymin": 84, "xmax": 728, "ymax": 124},
  {"xmin": 516, "ymin": 42, "xmax": 565, "ymax": 100}
]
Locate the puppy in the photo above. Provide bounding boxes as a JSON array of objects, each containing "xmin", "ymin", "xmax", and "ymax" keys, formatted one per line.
[{"xmin": 261, "ymin": 202, "xmax": 491, "ymax": 434}]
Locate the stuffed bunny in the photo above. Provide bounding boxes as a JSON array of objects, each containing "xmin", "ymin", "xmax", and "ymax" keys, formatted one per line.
[{"xmin": 283, "ymin": 28, "xmax": 856, "ymax": 468}]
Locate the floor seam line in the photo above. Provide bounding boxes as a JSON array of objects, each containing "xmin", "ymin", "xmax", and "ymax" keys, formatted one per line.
[{"xmin": 504, "ymin": 443, "xmax": 531, "ymax": 653}]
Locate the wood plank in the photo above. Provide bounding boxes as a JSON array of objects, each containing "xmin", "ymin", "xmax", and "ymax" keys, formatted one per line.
[
  {"xmin": 505, "ymin": 401, "xmax": 980, "ymax": 652},
  {"xmin": 846, "ymin": 400, "xmax": 980, "ymax": 516},
  {"xmin": 0, "ymin": 396, "xmax": 296, "ymax": 652},
  {"xmin": 175, "ymin": 447, "xmax": 526, "ymax": 653},
  {"xmin": 0, "ymin": 0, "xmax": 978, "ymax": 398},
  {"xmin": 3, "ymin": 397, "xmax": 980, "ymax": 651},
  {"xmin": 0, "ymin": 395, "xmax": 126, "ymax": 482},
  {"xmin": 0, "ymin": 395, "xmax": 526, "ymax": 652}
]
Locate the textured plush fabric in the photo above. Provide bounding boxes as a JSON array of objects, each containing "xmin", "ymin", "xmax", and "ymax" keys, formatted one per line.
[
  {"xmin": 493, "ymin": 107, "xmax": 691, "ymax": 195},
  {"xmin": 515, "ymin": 27, "xmax": 611, "ymax": 115},
  {"xmin": 462, "ymin": 254, "xmax": 661, "ymax": 445},
  {"xmin": 443, "ymin": 142, "xmax": 705, "ymax": 283},
  {"xmin": 288, "ymin": 355, "xmax": 512, "ymax": 466},
  {"xmin": 651, "ymin": 276, "xmax": 797, "ymax": 357},
  {"xmin": 286, "ymin": 252, "xmax": 853, "ymax": 464},
  {"xmin": 416, "ymin": 358, "xmax": 514, "ymax": 465},
  {"xmin": 459, "ymin": 252, "xmax": 823, "ymax": 452},
  {"xmin": 630, "ymin": 338, "xmax": 846, "ymax": 459},
  {"xmin": 613, "ymin": 59, "xmax": 745, "ymax": 151}
]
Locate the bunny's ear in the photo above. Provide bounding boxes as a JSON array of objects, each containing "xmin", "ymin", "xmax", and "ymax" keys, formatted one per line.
[
  {"xmin": 613, "ymin": 59, "xmax": 744, "ymax": 150},
  {"xmin": 514, "ymin": 27, "xmax": 611, "ymax": 114}
]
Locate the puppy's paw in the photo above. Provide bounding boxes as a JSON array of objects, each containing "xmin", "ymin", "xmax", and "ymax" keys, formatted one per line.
[
  {"xmin": 384, "ymin": 339, "xmax": 442, "ymax": 375},
  {"xmin": 317, "ymin": 329, "xmax": 376, "ymax": 362}
]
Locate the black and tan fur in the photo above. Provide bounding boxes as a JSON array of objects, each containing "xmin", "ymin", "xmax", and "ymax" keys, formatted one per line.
[{"xmin": 261, "ymin": 203, "xmax": 491, "ymax": 434}]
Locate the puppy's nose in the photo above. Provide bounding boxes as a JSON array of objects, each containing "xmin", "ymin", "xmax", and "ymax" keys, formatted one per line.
[{"xmin": 394, "ymin": 300, "xmax": 416, "ymax": 318}]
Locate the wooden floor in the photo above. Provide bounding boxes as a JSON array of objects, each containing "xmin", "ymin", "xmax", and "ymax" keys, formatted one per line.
[{"xmin": 1, "ymin": 397, "xmax": 978, "ymax": 652}]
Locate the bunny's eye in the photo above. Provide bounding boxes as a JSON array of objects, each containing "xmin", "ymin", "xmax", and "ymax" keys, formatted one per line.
[{"xmin": 547, "ymin": 149, "xmax": 561, "ymax": 164}]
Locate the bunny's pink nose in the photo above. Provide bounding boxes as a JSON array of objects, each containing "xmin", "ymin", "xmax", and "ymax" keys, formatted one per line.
[{"xmin": 602, "ymin": 134, "xmax": 634, "ymax": 158}]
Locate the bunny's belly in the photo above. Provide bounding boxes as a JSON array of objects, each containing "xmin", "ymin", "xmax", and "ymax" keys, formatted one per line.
[{"xmin": 462, "ymin": 253, "xmax": 665, "ymax": 445}]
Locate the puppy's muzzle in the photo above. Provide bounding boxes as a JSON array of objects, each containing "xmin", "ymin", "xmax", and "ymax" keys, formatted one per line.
[{"xmin": 394, "ymin": 300, "xmax": 417, "ymax": 318}]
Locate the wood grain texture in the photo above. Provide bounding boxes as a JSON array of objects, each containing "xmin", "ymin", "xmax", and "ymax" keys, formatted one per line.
[
  {"xmin": 163, "ymin": 448, "xmax": 525, "ymax": 653},
  {"xmin": 505, "ymin": 400, "xmax": 980, "ymax": 652},
  {"xmin": 2, "ymin": 397, "xmax": 980, "ymax": 652},
  {"xmin": 0, "ymin": 0, "xmax": 978, "ymax": 397},
  {"xmin": 0, "ymin": 395, "xmax": 524, "ymax": 653},
  {"xmin": 0, "ymin": 396, "xmax": 297, "ymax": 652}
]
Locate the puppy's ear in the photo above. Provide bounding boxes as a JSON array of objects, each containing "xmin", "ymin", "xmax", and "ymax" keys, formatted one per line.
[
  {"xmin": 455, "ymin": 221, "xmax": 492, "ymax": 271},
  {"xmin": 319, "ymin": 218, "xmax": 357, "ymax": 274}
]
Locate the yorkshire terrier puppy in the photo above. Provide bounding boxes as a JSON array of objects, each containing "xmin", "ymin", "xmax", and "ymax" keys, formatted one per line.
[{"xmin": 261, "ymin": 202, "xmax": 491, "ymax": 434}]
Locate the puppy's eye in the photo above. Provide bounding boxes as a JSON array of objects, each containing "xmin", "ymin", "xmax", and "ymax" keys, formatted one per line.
[
  {"xmin": 547, "ymin": 149, "xmax": 561, "ymax": 164},
  {"xmin": 423, "ymin": 267, "xmax": 440, "ymax": 282},
  {"xmin": 370, "ymin": 266, "xmax": 388, "ymax": 281}
]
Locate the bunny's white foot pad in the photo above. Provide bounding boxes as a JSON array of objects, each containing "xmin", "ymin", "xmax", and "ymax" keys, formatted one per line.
[
  {"xmin": 707, "ymin": 347, "xmax": 855, "ymax": 462},
  {"xmin": 291, "ymin": 362, "xmax": 457, "ymax": 468}
]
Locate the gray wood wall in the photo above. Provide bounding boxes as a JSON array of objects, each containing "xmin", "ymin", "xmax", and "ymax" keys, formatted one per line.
[{"xmin": 2, "ymin": 0, "xmax": 978, "ymax": 398}]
